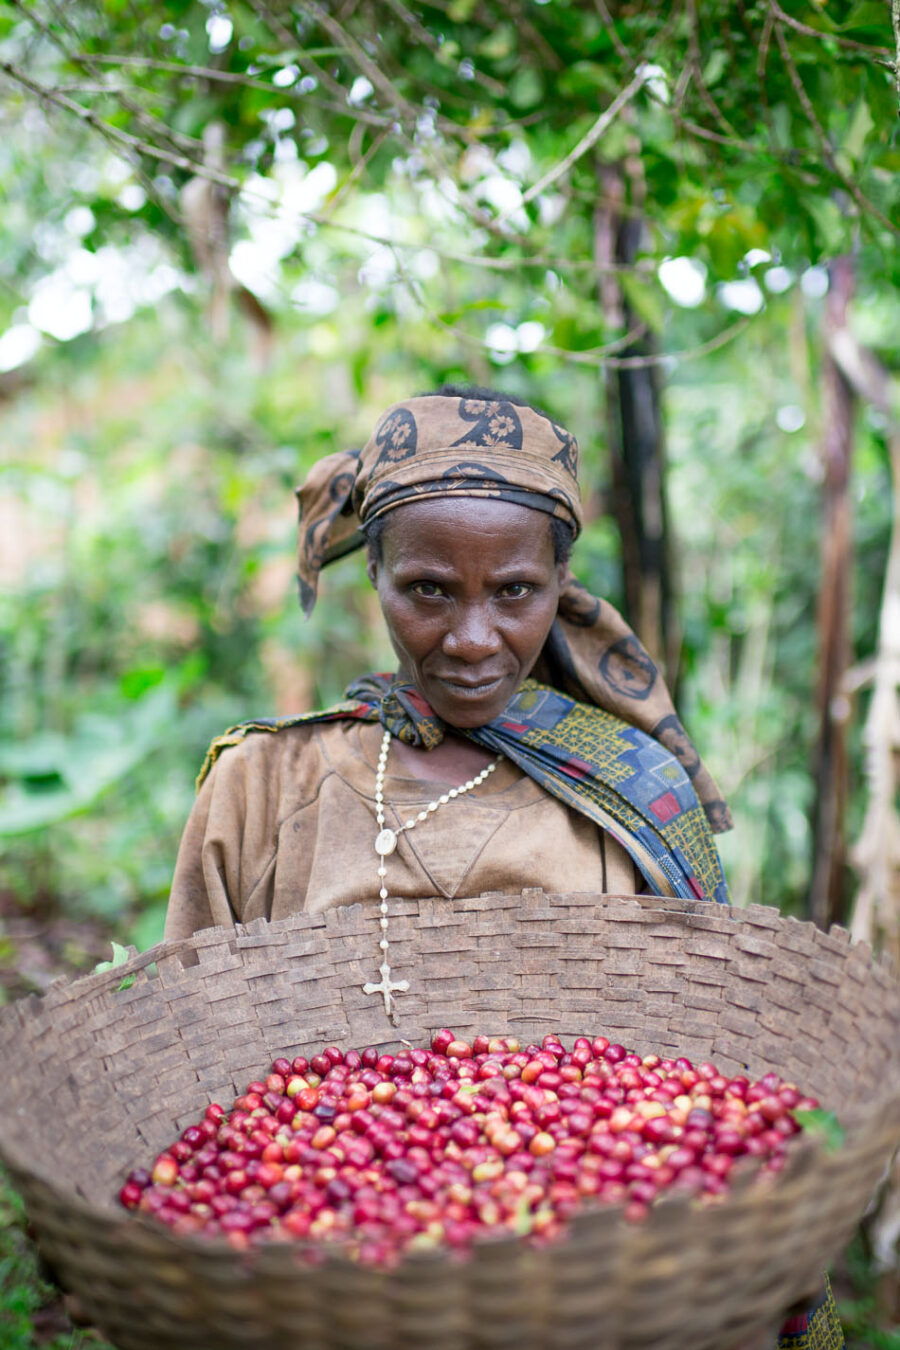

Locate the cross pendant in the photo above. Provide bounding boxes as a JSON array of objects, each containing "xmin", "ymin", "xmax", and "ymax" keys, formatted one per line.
[{"xmin": 363, "ymin": 962, "xmax": 409, "ymax": 1025}]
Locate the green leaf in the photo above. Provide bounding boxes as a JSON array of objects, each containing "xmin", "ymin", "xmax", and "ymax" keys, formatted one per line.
[
  {"xmin": 793, "ymin": 1108, "xmax": 845, "ymax": 1154},
  {"xmin": 0, "ymin": 682, "xmax": 177, "ymax": 836},
  {"xmin": 558, "ymin": 61, "xmax": 620, "ymax": 100},
  {"xmin": 836, "ymin": 2, "xmax": 890, "ymax": 32},
  {"xmin": 477, "ymin": 25, "xmax": 515, "ymax": 61},
  {"xmin": 702, "ymin": 50, "xmax": 728, "ymax": 88},
  {"xmin": 802, "ymin": 196, "xmax": 848, "ymax": 259},
  {"xmin": 619, "ymin": 272, "xmax": 666, "ymax": 333},
  {"xmin": 120, "ymin": 664, "xmax": 166, "ymax": 700},
  {"xmin": 509, "ymin": 67, "xmax": 544, "ymax": 111},
  {"xmin": 513, "ymin": 1195, "xmax": 534, "ymax": 1235},
  {"xmin": 447, "ymin": 0, "xmax": 477, "ymax": 20},
  {"xmin": 843, "ymin": 99, "xmax": 875, "ymax": 165},
  {"xmin": 93, "ymin": 940, "xmax": 132, "ymax": 974}
]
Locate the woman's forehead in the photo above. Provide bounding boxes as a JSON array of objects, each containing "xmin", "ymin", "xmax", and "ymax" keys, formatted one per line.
[{"xmin": 381, "ymin": 496, "xmax": 554, "ymax": 548}]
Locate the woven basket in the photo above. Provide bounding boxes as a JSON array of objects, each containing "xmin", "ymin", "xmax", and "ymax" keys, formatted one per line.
[{"xmin": 1, "ymin": 891, "xmax": 898, "ymax": 1350}]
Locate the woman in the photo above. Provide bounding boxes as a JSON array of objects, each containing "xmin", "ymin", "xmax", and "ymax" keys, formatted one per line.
[
  {"xmin": 164, "ymin": 386, "xmax": 842, "ymax": 1348},
  {"xmin": 166, "ymin": 387, "xmax": 732, "ymax": 984}
]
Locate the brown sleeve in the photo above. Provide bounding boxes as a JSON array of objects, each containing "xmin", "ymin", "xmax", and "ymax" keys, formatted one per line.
[
  {"xmin": 164, "ymin": 765, "xmax": 240, "ymax": 941},
  {"xmin": 164, "ymin": 724, "xmax": 327, "ymax": 940},
  {"xmin": 165, "ymin": 731, "xmax": 279, "ymax": 939}
]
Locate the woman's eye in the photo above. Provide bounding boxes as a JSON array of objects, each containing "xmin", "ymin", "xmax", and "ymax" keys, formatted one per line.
[
  {"xmin": 499, "ymin": 583, "xmax": 533, "ymax": 599},
  {"xmin": 410, "ymin": 581, "xmax": 444, "ymax": 598}
]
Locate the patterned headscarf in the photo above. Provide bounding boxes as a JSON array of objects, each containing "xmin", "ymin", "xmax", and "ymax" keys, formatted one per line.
[{"xmin": 295, "ymin": 393, "xmax": 732, "ymax": 833}]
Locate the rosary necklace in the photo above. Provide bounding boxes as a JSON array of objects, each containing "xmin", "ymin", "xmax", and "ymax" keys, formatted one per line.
[{"xmin": 363, "ymin": 727, "xmax": 502, "ymax": 1023}]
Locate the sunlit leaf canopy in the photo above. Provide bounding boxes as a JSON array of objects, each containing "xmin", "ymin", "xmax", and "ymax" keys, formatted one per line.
[
  {"xmin": 0, "ymin": 1, "xmax": 897, "ymax": 945},
  {"xmin": 0, "ymin": 0, "xmax": 897, "ymax": 358}
]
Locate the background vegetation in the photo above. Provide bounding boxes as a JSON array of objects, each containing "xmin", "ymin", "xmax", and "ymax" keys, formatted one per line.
[{"xmin": 0, "ymin": 1, "xmax": 898, "ymax": 1344}]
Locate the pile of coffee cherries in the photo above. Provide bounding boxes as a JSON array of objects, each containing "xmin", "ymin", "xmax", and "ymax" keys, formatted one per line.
[{"xmin": 119, "ymin": 1031, "xmax": 818, "ymax": 1263}]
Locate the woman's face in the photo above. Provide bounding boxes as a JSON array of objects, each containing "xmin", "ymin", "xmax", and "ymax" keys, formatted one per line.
[{"xmin": 367, "ymin": 497, "xmax": 567, "ymax": 728}]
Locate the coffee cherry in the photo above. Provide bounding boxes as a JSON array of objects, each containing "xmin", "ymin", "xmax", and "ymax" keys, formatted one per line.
[{"xmin": 122, "ymin": 1032, "xmax": 823, "ymax": 1267}]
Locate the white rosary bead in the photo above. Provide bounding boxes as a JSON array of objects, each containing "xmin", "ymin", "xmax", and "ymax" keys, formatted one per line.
[{"xmin": 364, "ymin": 726, "xmax": 502, "ymax": 1022}]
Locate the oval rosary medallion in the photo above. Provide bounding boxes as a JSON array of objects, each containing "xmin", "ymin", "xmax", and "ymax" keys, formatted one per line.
[{"xmin": 374, "ymin": 827, "xmax": 398, "ymax": 856}]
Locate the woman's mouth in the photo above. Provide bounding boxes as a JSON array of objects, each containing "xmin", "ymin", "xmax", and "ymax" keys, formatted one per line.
[{"xmin": 437, "ymin": 673, "xmax": 506, "ymax": 696}]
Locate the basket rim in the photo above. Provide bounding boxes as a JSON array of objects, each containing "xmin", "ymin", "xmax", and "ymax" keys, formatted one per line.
[{"xmin": 3, "ymin": 890, "xmax": 896, "ymax": 1017}]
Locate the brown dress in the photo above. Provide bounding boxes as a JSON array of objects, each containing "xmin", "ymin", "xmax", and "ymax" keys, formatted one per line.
[{"xmin": 164, "ymin": 720, "xmax": 643, "ymax": 941}]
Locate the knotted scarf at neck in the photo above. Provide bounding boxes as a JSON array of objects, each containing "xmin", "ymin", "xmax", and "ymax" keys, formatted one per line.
[{"xmin": 199, "ymin": 673, "xmax": 730, "ymax": 907}]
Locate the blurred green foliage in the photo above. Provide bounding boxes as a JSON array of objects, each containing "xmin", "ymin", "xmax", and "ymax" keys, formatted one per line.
[
  {"xmin": 0, "ymin": 271, "xmax": 893, "ymax": 945},
  {"xmin": 0, "ymin": 1167, "xmax": 114, "ymax": 1349},
  {"xmin": 0, "ymin": 0, "xmax": 896, "ymax": 939}
]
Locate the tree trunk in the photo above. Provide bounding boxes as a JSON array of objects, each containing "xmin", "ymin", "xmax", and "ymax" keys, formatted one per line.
[
  {"xmin": 825, "ymin": 334, "xmax": 900, "ymax": 961},
  {"xmin": 593, "ymin": 159, "xmax": 679, "ymax": 689},
  {"xmin": 808, "ymin": 255, "xmax": 855, "ymax": 930}
]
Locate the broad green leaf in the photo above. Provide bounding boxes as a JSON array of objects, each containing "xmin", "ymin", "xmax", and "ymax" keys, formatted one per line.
[
  {"xmin": 477, "ymin": 25, "xmax": 515, "ymax": 62},
  {"xmin": 509, "ymin": 67, "xmax": 544, "ymax": 111},
  {"xmin": 447, "ymin": 0, "xmax": 477, "ymax": 20},
  {"xmin": 843, "ymin": 99, "xmax": 875, "ymax": 164},
  {"xmin": 558, "ymin": 61, "xmax": 620, "ymax": 100},
  {"xmin": 702, "ymin": 50, "xmax": 728, "ymax": 88},
  {"xmin": 836, "ymin": 2, "xmax": 891, "ymax": 32},
  {"xmin": 120, "ymin": 664, "xmax": 166, "ymax": 700},
  {"xmin": 793, "ymin": 1108, "xmax": 845, "ymax": 1154},
  {"xmin": 0, "ymin": 683, "xmax": 177, "ymax": 836},
  {"xmin": 93, "ymin": 941, "xmax": 132, "ymax": 974}
]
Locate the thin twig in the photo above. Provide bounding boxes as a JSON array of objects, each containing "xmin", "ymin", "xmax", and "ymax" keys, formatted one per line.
[
  {"xmin": 0, "ymin": 59, "xmax": 241, "ymax": 183},
  {"xmin": 506, "ymin": 69, "xmax": 648, "ymax": 219},
  {"xmin": 593, "ymin": 0, "xmax": 631, "ymax": 63},
  {"xmin": 72, "ymin": 53, "xmax": 403, "ymax": 129},
  {"xmin": 398, "ymin": 247, "xmax": 753, "ymax": 368},
  {"xmin": 11, "ymin": 0, "xmax": 203, "ymax": 156},
  {"xmin": 243, "ymin": 0, "xmax": 357, "ymax": 105},
  {"xmin": 769, "ymin": 0, "xmax": 892, "ymax": 58},
  {"xmin": 294, "ymin": 0, "xmax": 418, "ymax": 119},
  {"xmin": 321, "ymin": 126, "xmax": 391, "ymax": 215},
  {"xmin": 685, "ymin": 0, "xmax": 739, "ymax": 137},
  {"xmin": 0, "ymin": 57, "xmax": 661, "ymax": 281},
  {"xmin": 381, "ymin": 0, "xmax": 506, "ymax": 96},
  {"xmin": 773, "ymin": 17, "xmax": 899, "ymax": 237},
  {"xmin": 757, "ymin": 7, "xmax": 776, "ymax": 82}
]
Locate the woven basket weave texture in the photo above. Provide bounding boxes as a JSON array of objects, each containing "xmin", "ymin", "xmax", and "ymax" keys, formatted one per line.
[{"xmin": 0, "ymin": 890, "xmax": 897, "ymax": 1350}]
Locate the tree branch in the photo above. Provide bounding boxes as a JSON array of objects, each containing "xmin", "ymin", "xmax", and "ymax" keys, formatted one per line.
[
  {"xmin": 294, "ymin": 0, "xmax": 419, "ymax": 120},
  {"xmin": 685, "ymin": 0, "xmax": 740, "ymax": 138},
  {"xmin": 70, "ymin": 54, "xmax": 403, "ymax": 130},
  {"xmin": 381, "ymin": 0, "xmax": 507, "ymax": 97},
  {"xmin": 504, "ymin": 69, "xmax": 647, "ymax": 220},
  {"xmin": 401, "ymin": 249, "xmax": 753, "ymax": 369},
  {"xmin": 769, "ymin": 0, "xmax": 892, "ymax": 58},
  {"xmin": 10, "ymin": 0, "xmax": 203, "ymax": 156},
  {"xmin": 0, "ymin": 59, "xmax": 240, "ymax": 185},
  {"xmin": 592, "ymin": 0, "xmax": 631, "ymax": 63},
  {"xmin": 773, "ymin": 17, "xmax": 899, "ymax": 237}
]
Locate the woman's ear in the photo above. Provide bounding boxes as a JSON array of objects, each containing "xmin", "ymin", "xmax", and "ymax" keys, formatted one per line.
[{"xmin": 365, "ymin": 553, "xmax": 379, "ymax": 587}]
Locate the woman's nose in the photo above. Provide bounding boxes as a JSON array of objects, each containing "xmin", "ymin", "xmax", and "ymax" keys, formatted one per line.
[{"xmin": 441, "ymin": 605, "xmax": 502, "ymax": 661}]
